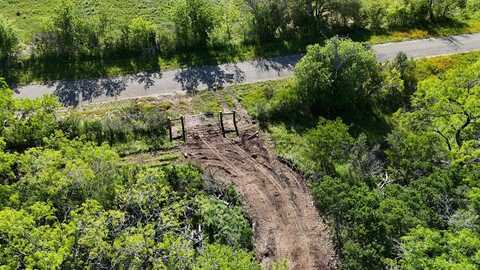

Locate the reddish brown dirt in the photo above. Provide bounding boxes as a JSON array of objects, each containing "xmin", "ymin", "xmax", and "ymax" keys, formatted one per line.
[{"xmin": 183, "ymin": 116, "xmax": 335, "ymax": 270}]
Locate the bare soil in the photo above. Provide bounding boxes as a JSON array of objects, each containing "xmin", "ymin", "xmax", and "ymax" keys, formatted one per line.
[{"xmin": 182, "ymin": 114, "xmax": 335, "ymax": 270}]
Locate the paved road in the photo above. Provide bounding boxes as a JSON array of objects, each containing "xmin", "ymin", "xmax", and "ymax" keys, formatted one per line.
[{"xmin": 14, "ymin": 33, "xmax": 480, "ymax": 106}]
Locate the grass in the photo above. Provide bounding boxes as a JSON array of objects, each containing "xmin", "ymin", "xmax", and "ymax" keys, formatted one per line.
[
  {"xmin": 415, "ymin": 50, "xmax": 480, "ymax": 80},
  {"xmin": 1, "ymin": 0, "xmax": 173, "ymax": 41},
  {"xmin": 362, "ymin": 19, "xmax": 480, "ymax": 44},
  {"xmin": 5, "ymin": 0, "xmax": 480, "ymax": 45}
]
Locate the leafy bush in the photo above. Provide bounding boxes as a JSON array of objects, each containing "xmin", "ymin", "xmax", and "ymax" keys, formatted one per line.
[
  {"xmin": 294, "ymin": 37, "xmax": 381, "ymax": 115},
  {"xmin": 120, "ymin": 17, "xmax": 159, "ymax": 56},
  {"xmin": 0, "ymin": 18, "xmax": 19, "ymax": 64},
  {"xmin": 2, "ymin": 95, "xmax": 60, "ymax": 151},
  {"xmin": 171, "ymin": 0, "xmax": 219, "ymax": 49},
  {"xmin": 467, "ymin": 0, "xmax": 480, "ymax": 16},
  {"xmin": 193, "ymin": 244, "xmax": 260, "ymax": 270},
  {"xmin": 196, "ymin": 195, "xmax": 253, "ymax": 249},
  {"xmin": 61, "ymin": 103, "xmax": 168, "ymax": 148}
]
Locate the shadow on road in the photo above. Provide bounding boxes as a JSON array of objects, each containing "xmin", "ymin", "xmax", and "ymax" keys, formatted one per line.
[
  {"xmin": 53, "ymin": 77, "xmax": 127, "ymax": 106},
  {"xmin": 174, "ymin": 64, "xmax": 245, "ymax": 93},
  {"xmin": 52, "ymin": 72, "xmax": 160, "ymax": 106},
  {"xmin": 254, "ymin": 54, "xmax": 302, "ymax": 73}
]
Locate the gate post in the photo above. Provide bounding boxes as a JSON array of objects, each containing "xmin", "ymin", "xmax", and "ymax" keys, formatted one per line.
[
  {"xmin": 181, "ymin": 116, "xmax": 186, "ymax": 141},
  {"xmin": 233, "ymin": 111, "xmax": 239, "ymax": 136},
  {"xmin": 219, "ymin": 112, "xmax": 226, "ymax": 137}
]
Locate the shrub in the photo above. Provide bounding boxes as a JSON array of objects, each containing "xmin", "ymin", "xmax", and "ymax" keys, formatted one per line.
[
  {"xmin": 361, "ymin": 0, "xmax": 388, "ymax": 31},
  {"xmin": 61, "ymin": 103, "xmax": 168, "ymax": 147},
  {"xmin": 294, "ymin": 37, "xmax": 381, "ymax": 116},
  {"xmin": 2, "ymin": 95, "xmax": 60, "ymax": 151},
  {"xmin": 467, "ymin": 0, "xmax": 480, "ymax": 16},
  {"xmin": 120, "ymin": 17, "xmax": 158, "ymax": 56},
  {"xmin": 0, "ymin": 18, "xmax": 19, "ymax": 64},
  {"xmin": 171, "ymin": 0, "xmax": 219, "ymax": 49}
]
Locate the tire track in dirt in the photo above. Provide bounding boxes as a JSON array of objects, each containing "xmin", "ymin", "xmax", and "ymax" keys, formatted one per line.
[{"xmin": 183, "ymin": 122, "xmax": 335, "ymax": 270}]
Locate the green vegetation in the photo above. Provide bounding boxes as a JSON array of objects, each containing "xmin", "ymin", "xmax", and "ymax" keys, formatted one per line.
[
  {"xmin": 232, "ymin": 38, "xmax": 480, "ymax": 269},
  {"xmin": 2, "ymin": 0, "xmax": 480, "ymax": 85},
  {"xmin": 0, "ymin": 79, "xmax": 260, "ymax": 269},
  {"xmin": 0, "ymin": 18, "xmax": 19, "ymax": 64}
]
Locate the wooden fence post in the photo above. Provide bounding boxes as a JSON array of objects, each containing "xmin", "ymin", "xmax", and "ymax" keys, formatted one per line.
[
  {"xmin": 233, "ymin": 111, "xmax": 239, "ymax": 136},
  {"xmin": 181, "ymin": 116, "xmax": 186, "ymax": 141},
  {"xmin": 219, "ymin": 112, "xmax": 225, "ymax": 137}
]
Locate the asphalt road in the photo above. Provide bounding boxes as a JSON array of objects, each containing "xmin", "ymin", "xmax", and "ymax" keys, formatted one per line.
[{"xmin": 14, "ymin": 33, "xmax": 480, "ymax": 106}]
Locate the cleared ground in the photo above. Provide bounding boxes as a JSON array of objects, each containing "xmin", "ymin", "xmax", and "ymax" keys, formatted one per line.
[{"xmin": 182, "ymin": 111, "xmax": 335, "ymax": 270}]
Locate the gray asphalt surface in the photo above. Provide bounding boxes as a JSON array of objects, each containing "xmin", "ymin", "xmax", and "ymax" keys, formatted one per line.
[{"xmin": 14, "ymin": 33, "xmax": 480, "ymax": 106}]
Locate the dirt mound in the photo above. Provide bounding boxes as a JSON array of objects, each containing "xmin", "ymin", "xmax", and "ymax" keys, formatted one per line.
[{"xmin": 183, "ymin": 117, "xmax": 335, "ymax": 270}]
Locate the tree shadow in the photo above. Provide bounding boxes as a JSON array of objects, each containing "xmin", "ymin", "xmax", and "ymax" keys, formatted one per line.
[
  {"xmin": 174, "ymin": 64, "xmax": 245, "ymax": 93},
  {"xmin": 5, "ymin": 55, "xmax": 163, "ymax": 106},
  {"xmin": 52, "ymin": 77, "xmax": 127, "ymax": 106},
  {"xmin": 253, "ymin": 54, "xmax": 302, "ymax": 73},
  {"xmin": 53, "ymin": 71, "xmax": 163, "ymax": 106},
  {"xmin": 133, "ymin": 71, "xmax": 158, "ymax": 90}
]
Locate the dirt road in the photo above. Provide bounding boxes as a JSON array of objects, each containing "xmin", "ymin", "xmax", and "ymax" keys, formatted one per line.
[{"xmin": 183, "ymin": 116, "xmax": 335, "ymax": 270}]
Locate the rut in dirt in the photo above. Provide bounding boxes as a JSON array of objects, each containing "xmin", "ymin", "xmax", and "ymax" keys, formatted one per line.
[{"xmin": 181, "ymin": 114, "xmax": 335, "ymax": 270}]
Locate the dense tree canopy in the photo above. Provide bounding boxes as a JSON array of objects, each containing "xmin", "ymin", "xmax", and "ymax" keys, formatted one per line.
[
  {"xmin": 0, "ymin": 79, "xmax": 259, "ymax": 269},
  {"xmin": 243, "ymin": 40, "xmax": 480, "ymax": 269}
]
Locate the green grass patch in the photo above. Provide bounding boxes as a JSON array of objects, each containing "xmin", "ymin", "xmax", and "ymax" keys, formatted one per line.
[
  {"xmin": 1, "ymin": 0, "xmax": 172, "ymax": 42},
  {"xmin": 191, "ymin": 91, "xmax": 223, "ymax": 113},
  {"xmin": 415, "ymin": 50, "xmax": 480, "ymax": 80},
  {"xmin": 232, "ymin": 80, "xmax": 292, "ymax": 117},
  {"xmin": 356, "ymin": 19, "xmax": 480, "ymax": 44}
]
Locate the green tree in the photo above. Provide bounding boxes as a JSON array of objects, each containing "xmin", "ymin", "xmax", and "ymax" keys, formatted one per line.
[
  {"xmin": 194, "ymin": 244, "xmax": 260, "ymax": 270},
  {"xmin": 245, "ymin": 0, "xmax": 288, "ymax": 42},
  {"xmin": 294, "ymin": 37, "xmax": 382, "ymax": 115},
  {"xmin": 34, "ymin": 0, "xmax": 111, "ymax": 58},
  {"xmin": 0, "ymin": 206, "xmax": 73, "ymax": 269},
  {"xmin": 2, "ymin": 95, "xmax": 60, "ymax": 151},
  {"xmin": 0, "ymin": 78, "xmax": 14, "ymax": 133},
  {"xmin": 304, "ymin": 118, "xmax": 355, "ymax": 174},
  {"xmin": 172, "ymin": 0, "xmax": 218, "ymax": 49},
  {"xmin": 120, "ymin": 17, "xmax": 158, "ymax": 56},
  {"xmin": 196, "ymin": 195, "xmax": 253, "ymax": 249},
  {"xmin": 0, "ymin": 18, "xmax": 19, "ymax": 64},
  {"xmin": 377, "ymin": 53, "xmax": 418, "ymax": 112},
  {"xmin": 398, "ymin": 227, "xmax": 480, "ymax": 269},
  {"xmin": 16, "ymin": 139, "xmax": 120, "ymax": 215},
  {"xmin": 361, "ymin": 0, "xmax": 388, "ymax": 30},
  {"xmin": 412, "ymin": 59, "xmax": 480, "ymax": 151}
]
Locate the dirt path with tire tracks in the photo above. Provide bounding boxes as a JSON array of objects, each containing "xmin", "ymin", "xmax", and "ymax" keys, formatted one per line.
[{"xmin": 182, "ymin": 116, "xmax": 335, "ymax": 270}]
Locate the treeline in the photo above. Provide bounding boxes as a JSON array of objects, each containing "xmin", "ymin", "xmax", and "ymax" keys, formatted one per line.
[
  {"xmin": 246, "ymin": 0, "xmax": 478, "ymax": 41},
  {"xmin": 0, "ymin": 79, "xmax": 261, "ymax": 269},
  {"xmin": 243, "ymin": 38, "xmax": 480, "ymax": 269},
  {"xmin": 2, "ymin": 0, "xmax": 480, "ymax": 68}
]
